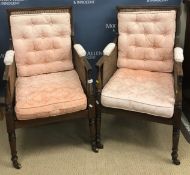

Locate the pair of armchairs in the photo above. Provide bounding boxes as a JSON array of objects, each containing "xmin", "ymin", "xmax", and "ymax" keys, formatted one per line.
[{"xmin": 3, "ymin": 6, "xmax": 183, "ymax": 169}]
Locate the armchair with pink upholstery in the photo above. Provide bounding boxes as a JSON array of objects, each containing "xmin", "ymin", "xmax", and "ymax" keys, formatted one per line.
[
  {"xmin": 4, "ymin": 7, "xmax": 97, "ymax": 169},
  {"xmin": 96, "ymin": 6, "xmax": 183, "ymax": 165}
]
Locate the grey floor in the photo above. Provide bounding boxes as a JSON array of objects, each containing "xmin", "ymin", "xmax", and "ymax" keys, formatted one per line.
[{"xmin": 0, "ymin": 113, "xmax": 190, "ymax": 175}]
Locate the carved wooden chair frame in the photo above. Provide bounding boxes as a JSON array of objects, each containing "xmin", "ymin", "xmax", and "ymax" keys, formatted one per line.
[
  {"xmin": 4, "ymin": 6, "xmax": 97, "ymax": 169},
  {"xmin": 96, "ymin": 6, "xmax": 183, "ymax": 165}
]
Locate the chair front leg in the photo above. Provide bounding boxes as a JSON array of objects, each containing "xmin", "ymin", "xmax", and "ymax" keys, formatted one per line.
[
  {"xmin": 172, "ymin": 127, "xmax": 180, "ymax": 165},
  {"xmin": 88, "ymin": 101, "xmax": 98, "ymax": 153},
  {"xmin": 86, "ymin": 73, "xmax": 98, "ymax": 153},
  {"xmin": 171, "ymin": 106, "xmax": 181, "ymax": 165},
  {"xmin": 96, "ymin": 90, "xmax": 103, "ymax": 149},
  {"xmin": 95, "ymin": 42, "xmax": 117, "ymax": 149},
  {"xmin": 5, "ymin": 105, "xmax": 21, "ymax": 169}
]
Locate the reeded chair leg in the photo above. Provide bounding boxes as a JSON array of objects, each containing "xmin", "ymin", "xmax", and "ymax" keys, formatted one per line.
[
  {"xmin": 5, "ymin": 105, "xmax": 21, "ymax": 169},
  {"xmin": 88, "ymin": 104, "xmax": 98, "ymax": 153},
  {"xmin": 171, "ymin": 127, "xmax": 180, "ymax": 165},
  {"xmin": 96, "ymin": 100, "xmax": 103, "ymax": 149},
  {"xmin": 8, "ymin": 131, "xmax": 21, "ymax": 169}
]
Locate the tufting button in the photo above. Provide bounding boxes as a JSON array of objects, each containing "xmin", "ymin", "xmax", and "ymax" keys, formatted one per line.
[
  {"xmin": 153, "ymin": 18, "xmax": 158, "ymax": 23},
  {"xmin": 49, "ymin": 20, "xmax": 53, "ymax": 25},
  {"xmin": 22, "ymin": 34, "xmax": 26, "ymax": 39},
  {"xmin": 34, "ymin": 45, "xmax": 39, "ymax": 51},
  {"xmin": 31, "ymin": 19, "xmax": 35, "ymax": 25},
  {"xmin": 32, "ymin": 45, "xmax": 35, "ymax": 51},
  {"xmin": 41, "ymin": 32, "xmax": 46, "ymax": 39},
  {"xmin": 164, "ymin": 30, "xmax": 169, "ymax": 36}
]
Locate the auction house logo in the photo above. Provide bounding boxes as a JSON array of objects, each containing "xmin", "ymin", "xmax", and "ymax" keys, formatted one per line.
[
  {"xmin": 106, "ymin": 23, "xmax": 117, "ymax": 32},
  {"xmin": 73, "ymin": 0, "xmax": 95, "ymax": 5},
  {"xmin": 146, "ymin": 0, "xmax": 169, "ymax": 2},
  {"xmin": 87, "ymin": 51, "xmax": 102, "ymax": 60},
  {"xmin": 0, "ymin": 0, "xmax": 26, "ymax": 6}
]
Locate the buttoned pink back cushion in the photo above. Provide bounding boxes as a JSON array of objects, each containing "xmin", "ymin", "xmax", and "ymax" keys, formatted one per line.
[
  {"xmin": 118, "ymin": 10, "xmax": 176, "ymax": 72},
  {"xmin": 10, "ymin": 12, "xmax": 73, "ymax": 77}
]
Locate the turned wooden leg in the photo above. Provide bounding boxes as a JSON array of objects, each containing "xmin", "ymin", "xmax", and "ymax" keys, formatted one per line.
[
  {"xmin": 96, "ymin": 100, "xmax": 103, "ymax": 149},
  {"xmin": 8, "ymin": 131, "xmax": 21, "ymax": 169},
  {"xmin": 171, "ymin": 105, "xmax": 182, "ymax": 165},
  {"xmin": 171, "ymin": 127, "xmax": 180, "ymax": 165},
  {"xmin": 5, "ymin": 105, "xmax": 21, "ymax": 169},
  {"xmin": 88, "ymin": 104, "xmax": 98, "ymax": 153}
]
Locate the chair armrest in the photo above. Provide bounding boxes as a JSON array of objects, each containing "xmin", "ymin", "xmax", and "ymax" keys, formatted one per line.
[
  {"xmin": 3, "ymin": 50, "xmax": 16, "ymax": 105},
  {"xmin": 174, "ymin": 47, "xmax": 184, "ymax": 106},
  {"xmin": 73, "ymin": 44, "xmax": 93, "ymax": 97},
  {"xmin": 103, "ymin": 43, "xmax": 116, "ymax": 56},
  {"xmin": 4, "ymin": 50, "xmax": 15, "ymax": 66},
  {"xmin": 96, "ymin": 40, "xmax": 118, "ymax": 91},
  {"xmin": 174, "ymin": 47, "xmax": 184, "ymax": 63},
  {"xmin": 74, "ymin": 44, "xmax": 86, "ymax": 57}
]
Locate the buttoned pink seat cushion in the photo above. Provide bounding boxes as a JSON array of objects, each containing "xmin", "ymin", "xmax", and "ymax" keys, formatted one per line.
[
  {"xmin": 101, "ymin": 68, "xmax": 175, "ymax": 118},
  {"xmin": 10, "ymin": 12, "xmax": 73, "ymax": 77},
  {"xmin": 118, "ymin": 10, "xmax": 176, "ymax": 72},
  {"xmin": 15, "ymin": 70, "xmax": 87, "ymax": 120}
]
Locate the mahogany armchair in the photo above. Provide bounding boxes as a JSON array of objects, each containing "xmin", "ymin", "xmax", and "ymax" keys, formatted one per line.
[
  {"xmin": 96, "ymin": 6, "xmax": 183, "ymax": 165},
  {"xmin": 4, "ymin": 7, "xmax": 97, "ymax": 169}
]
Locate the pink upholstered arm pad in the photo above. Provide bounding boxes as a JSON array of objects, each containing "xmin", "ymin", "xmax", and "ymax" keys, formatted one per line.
[
  {"xmin": 4, "ymin": 50, "xmax": 15, "ymax": 65},
  {"xmin": 103, "ymin": 43, "xmax": 116, "ymax": 56},
  {"xmin": 174, "ymin": 47, "xmax": 184, "ymax": 63},
  {"xmin": 74, "ymin": 44, "xmax": 86, "ymax": 57}
]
